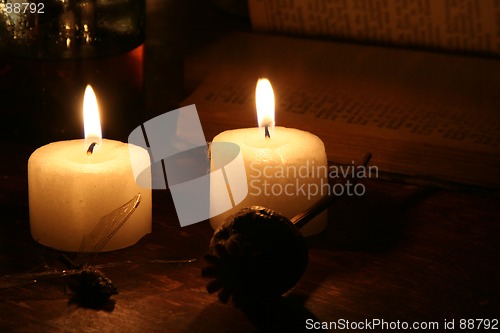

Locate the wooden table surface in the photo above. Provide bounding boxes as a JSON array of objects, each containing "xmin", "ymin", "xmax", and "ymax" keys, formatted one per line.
[{"xmin": 1, "ymin": 1, "xmax": 499, "ymax": 332}]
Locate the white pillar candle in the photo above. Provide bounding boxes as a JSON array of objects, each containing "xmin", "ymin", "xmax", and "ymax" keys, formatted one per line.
[
  {"xmin": 28, "ymin": 86, "xmax": 152, "ymax": 252},
  {"xmin": 210, "ymin": 79, "xmax": 328, "ymax": 236}
]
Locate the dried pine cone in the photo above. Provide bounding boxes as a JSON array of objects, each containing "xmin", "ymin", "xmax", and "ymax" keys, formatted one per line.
[{"xmin": 202, "ymin": 206, "xmax": 308, "ymax": 306}]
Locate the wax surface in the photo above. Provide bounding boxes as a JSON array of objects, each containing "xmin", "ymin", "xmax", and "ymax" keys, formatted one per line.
[
  {"xmin": 210, "ymin": 127, "xmax": 328, "ymax": 236},
  {"xmin": 28, "ymin": 139, "xmax": 152, "ymax": 251}
]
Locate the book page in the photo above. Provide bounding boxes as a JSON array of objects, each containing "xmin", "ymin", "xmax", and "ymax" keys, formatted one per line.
[
  {"xmin": 184, "ymin": 33, "xmax": 500, "ymax": 189},
  {"xmin": 248, "ymin": 0, "xmax": 500, "ymax": 56}
]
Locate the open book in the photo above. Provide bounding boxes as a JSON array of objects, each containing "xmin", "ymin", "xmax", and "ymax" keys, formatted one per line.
[
  {"xmin": 183, "ymin": 32, "xmax": 500, "ymax": 191},
  {"xmin": 248, "ymin": 0, "xmax": 500, "ymax": 56}
]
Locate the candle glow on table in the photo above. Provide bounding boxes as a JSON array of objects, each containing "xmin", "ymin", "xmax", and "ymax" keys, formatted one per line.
[
  {"xmin": 210, "ymin": 79, "xmax": 328, "ymax": 236},
  {"xmin": 28, "ymin": 85, "xmax": 152, "ymax": 252}
]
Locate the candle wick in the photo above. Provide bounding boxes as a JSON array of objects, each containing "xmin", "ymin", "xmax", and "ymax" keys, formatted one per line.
[
  {"xmin": 265, "ymin": 125, "xmax": 270, "ymax": 139},
  {"xmin": 87, "ymin": 142, "xmax": 98, "ymax": 156}
]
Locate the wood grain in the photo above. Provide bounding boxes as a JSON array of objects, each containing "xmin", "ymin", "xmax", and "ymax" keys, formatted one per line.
[
  {"xmin": 1, "ymin": 1, "xmax": 499, "ymax": 331},
  {"xmin": 0, "ymin": 140, "xmax": 499, "ymax": 332}
]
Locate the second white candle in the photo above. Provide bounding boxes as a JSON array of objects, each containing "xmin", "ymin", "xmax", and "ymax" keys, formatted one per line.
[
  {"xmin": 210, "ymin": 126, "xmax": 328, "ymax": 236},
  {"xmin": 210, "ymin": 79, "xmax": 328, "ymax": 236}
]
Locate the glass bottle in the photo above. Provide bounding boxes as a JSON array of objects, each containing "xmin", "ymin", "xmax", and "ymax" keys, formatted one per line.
[{"xmin": 0, "ymin": 0, "xmax": 145, "ymax": 144}]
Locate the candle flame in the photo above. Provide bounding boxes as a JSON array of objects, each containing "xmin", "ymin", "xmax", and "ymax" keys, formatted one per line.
[
  {"xmin": 256, "ymin": 78, "xmax": 275, "ymax": 131},
  {"xmin": 83, "ymin": 85, "xmax": 102, "ymax": 147}
]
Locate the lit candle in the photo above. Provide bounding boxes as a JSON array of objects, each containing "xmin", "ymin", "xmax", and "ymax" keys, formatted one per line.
[
  {"xmin": 210, "ymin": 79, "xmax": 328, "ymax": 236},
  {"xmin": 28, "ymin": 85, "xmax": 152, "ymax": 252}
]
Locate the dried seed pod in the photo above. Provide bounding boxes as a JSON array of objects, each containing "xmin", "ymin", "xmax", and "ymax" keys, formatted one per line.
[{"xmin": 202, "ymin": 206, "xmax": 308, "ymax": 306}]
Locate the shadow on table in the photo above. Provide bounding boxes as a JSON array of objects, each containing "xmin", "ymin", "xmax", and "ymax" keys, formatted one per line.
[
  {"xmin": 316, "ymin": 184, "xmax": 435, "ymax": 252},
  {"xmin": 239, "ymin": 294, "xmax": 326, "ymax": 333},
  {"xmin": 187, "ymin": 294, "xmax": 325, "ymax": 333}
]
